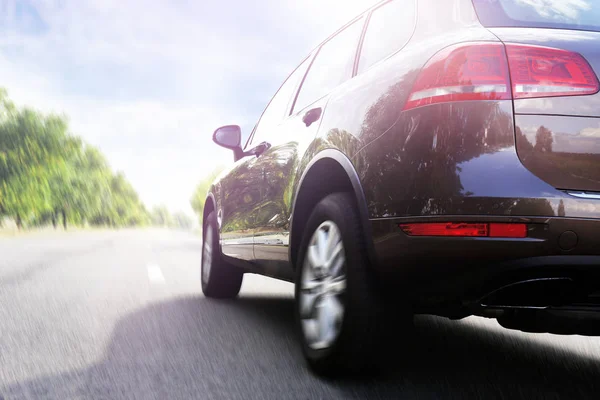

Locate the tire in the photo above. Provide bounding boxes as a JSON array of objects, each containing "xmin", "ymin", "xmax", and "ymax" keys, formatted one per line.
[
  {"xmin": 294, "ymin": 192, "xmax": 412, "ymax": 376},
  {"xmin": 201, "ymin": 211, "xmax": 243, "ymax": 298}
]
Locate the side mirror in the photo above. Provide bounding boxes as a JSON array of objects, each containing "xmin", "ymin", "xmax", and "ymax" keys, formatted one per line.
[
  {"xmin": 213, "ymin": 125, "xmax": 246, "ymax": 161},
  {"xmin": 213, "ymin": 125, "xmax": 241, "ymax": 149}
]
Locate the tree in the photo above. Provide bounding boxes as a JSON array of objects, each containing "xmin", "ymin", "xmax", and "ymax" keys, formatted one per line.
[
  {"xmin": 173, "ymin": 212, "xmax": 194, "ymax": 230},
  {"xmin": 534, "ymin": 126, "xmax": 553, "ymax": 153},
  {"xmin": 190, "ymin": 166, "xmax": 225, "ymax": 224},
  {"xmin": 69, "ymin": 146, "xmax": 113, "ymax": 226},
  {"xmin": 0, "ymin": 105, "xmax": 70, "ymax": 228},
  {"xmin": 0, "ymin": 88, "xmax": 148, "ymax": 229},
  {"xmin": 150, "ymin": 205, "xmax": 174, "ymax": 227},
  {"xmin": 105, "ymin": 172, "xmax": 149, "ymax": 227}
]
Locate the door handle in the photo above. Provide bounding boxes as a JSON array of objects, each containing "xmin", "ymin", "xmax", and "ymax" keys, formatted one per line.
[{"xmin": 302, "ymin": 107, "xmax": 322, "ymax": 127}]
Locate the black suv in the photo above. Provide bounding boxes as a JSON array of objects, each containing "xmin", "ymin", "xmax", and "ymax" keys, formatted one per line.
[{"xmin": 202, "ymin": 0, "xmax": 600, "ymax": 375}]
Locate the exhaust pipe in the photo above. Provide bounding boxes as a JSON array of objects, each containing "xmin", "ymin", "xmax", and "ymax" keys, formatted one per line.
[
  {"xmin": 474, "ymin": 277, "xmax": 600, "ymax": 335},
  {"xmin": 477, "ymin": 277, "xmax": 578, "ymax": 309}
]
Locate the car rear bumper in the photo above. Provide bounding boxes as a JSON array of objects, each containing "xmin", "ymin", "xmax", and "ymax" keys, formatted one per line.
[{"xmin": 370, "ymin": 213, "xmax": 600, "ymax": 311}]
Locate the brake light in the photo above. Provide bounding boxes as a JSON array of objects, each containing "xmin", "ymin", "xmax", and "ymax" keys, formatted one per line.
[
  {"xmin": 505, "ymin": 44, "xmax": 599, "ymax": 99},
  {"xmin": 404, "ymin": 43, "xmax": 600, "ymax": 111},
  {"xmin": 404, "ymin": 43, "xmax": 511, "ymax": 110},
  {"xmin": 399, "ymin": 222, "xmax": 527, "ymax": 238}
]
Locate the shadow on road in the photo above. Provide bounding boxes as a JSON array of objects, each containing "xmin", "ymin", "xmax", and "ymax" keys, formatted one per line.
[{"xmin": 3, "ymin": 295, "xmax": 600, "ymax": 399}]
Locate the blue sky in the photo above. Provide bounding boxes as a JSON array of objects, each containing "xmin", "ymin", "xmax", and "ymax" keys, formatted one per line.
[{"xmin": 0, "ymin": 0, "xmax": 374, "ymax": 216}]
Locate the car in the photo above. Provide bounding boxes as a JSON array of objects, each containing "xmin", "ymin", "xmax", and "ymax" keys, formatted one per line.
[{"xmin": 201, "ymin": 0, "xmax": 600, "ymax": 376}]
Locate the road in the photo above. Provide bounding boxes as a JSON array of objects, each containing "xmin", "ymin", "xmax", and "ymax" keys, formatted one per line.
[{"xmin": 1, "ymin": 229, "xmax": 600, "ymax": 399}]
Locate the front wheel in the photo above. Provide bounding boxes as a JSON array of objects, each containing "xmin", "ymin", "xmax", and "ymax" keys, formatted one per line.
[
  {"xmin": 201, "ymin": 211, "xmax": 243, "ymax": 298},
  {"xmin": 294, "ymin": 192, "xmax": 412, "ymax": 376}
]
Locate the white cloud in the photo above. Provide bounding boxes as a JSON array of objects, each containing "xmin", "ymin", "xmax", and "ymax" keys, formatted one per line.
[
  {"xmin": 0, "ymin": 0, "xmax": 375, "ymax": 215},
  {"xmin": 514, "ymin": 0, "xmax": 591, "ymax": 21},
  {"xmin": 579, "ymin": 127, "xmax": 600, "ymax": 138}
]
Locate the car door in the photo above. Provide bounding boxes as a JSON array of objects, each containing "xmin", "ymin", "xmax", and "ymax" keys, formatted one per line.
[
  {"xmin": 215, "ymin": 149, "xmax": 265, "ymax": 261},
  {"xmin": 250, "ymin": 17, "xmax": 367, "ymax": 280},
  {"xmin": 216, "ymin": 55, "xmax": 314, "ymax": 263}
]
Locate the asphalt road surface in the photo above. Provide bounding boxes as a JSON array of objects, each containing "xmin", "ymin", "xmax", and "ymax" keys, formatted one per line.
[{"xmin": 1, "ymin": 229, "xmax": 600, "ymax": 399}]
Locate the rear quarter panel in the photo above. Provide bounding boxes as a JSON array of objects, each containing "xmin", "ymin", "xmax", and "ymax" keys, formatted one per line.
[{"xmin": 314, "ymin": 0, "xmax": 535, "ymax": 219}]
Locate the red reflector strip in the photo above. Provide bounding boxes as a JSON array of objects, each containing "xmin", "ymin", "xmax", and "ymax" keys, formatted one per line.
[
  {"xmin": 399, "ymin": 223, "xmax": 488, "ymax": 237},
  {"xmin": 399, "ymin": 222, "xmax": 527, "ymax": 238},
  {"xmin": 489, "ymin": 223, "xmax": 527, "ymax": 238}
]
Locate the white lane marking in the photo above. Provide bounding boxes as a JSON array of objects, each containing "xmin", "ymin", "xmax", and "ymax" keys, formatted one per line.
[{"xmin": 147, "ymin": 264, "xmax": 165, "ymax": 284}]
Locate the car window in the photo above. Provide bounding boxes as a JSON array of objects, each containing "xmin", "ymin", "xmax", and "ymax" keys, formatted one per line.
[
  {"xmin": 357, "ymin": 0, "xmax": 416, "ymax": 74},
  {"xmin": 473, "ymin": 0, "xmax": 600, "ymax": 33},
  {"xmin": 250, "ymin": 57, "xmax": 311, "ymax": 146},
  {"xmin": 293, "ymin": 18, "xmax": 365, "ymax": 113}
]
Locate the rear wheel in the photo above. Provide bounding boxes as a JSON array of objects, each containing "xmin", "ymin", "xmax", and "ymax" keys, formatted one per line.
[
  {"xmin": 294, "ymin": 192, "xmax": 412, "ymax": 376},
  {"xmin": 201, "ymin": 211, "xmax": 243, "ymax": 298}
]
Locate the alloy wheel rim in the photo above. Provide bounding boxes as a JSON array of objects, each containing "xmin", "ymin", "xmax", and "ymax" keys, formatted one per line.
[
  {"xmin": 202, "ymin": 225, "xmax": 213, "ymax": 283},
  {"xmin": 300, "ymin": 221, "xmax": 347, "ymax": 350}
]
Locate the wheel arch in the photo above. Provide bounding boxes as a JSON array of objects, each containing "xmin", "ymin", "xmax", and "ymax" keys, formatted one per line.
[
  {"xmin": 203, "ymin": 192, "xmax": 217, "ymax": 236},
  {"xmin": 289, "ymin": 149, "xmax": 375, "ymax": 271}
]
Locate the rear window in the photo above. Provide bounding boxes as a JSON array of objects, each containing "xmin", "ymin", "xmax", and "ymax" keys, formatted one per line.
[
  {"xmin": 473, "ymin": 0, "xmax": 600, "ymax": 33},
  {"xmin": 357, "ymin": 0, "xmax": 416, "ymax": 74}
]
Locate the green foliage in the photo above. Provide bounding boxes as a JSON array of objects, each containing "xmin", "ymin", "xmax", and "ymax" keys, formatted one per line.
[
  {"xmin": 147, "ymin": 205, "xmax": 194, "ymax": 230},
  {"xmin": 190, "ymin": 166, "xmax": 225, "ymax": 224},
  {"xmin": 0, "ymin": 88, "xmax": 149, "ymax": 229},
  {"xmin": 150, "ymin": 205, "xmax": 174, "ymax": 227},
  {"xmin": 534, "ymin": 125, "xmax": 553, "ymax": 153},
  {"xmin": 172, "ymin": 211, "xmax": 194, "ymax": 230}
]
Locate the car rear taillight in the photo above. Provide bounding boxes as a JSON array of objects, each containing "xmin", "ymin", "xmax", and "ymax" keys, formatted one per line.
[
  {"xmin": 404, "ymin": 43, "xmax": 511, "ymax": 110},
  {"xmin": 505, "ymin": 44, "xmax": 600, "ymax": 99},
  {"xmin": 404, "ymin": 42, "xmax": 600, "ymax": 110},
  {"xmin": 399, "ymin": 222, "xmax": 527, "ymax": 238}
]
